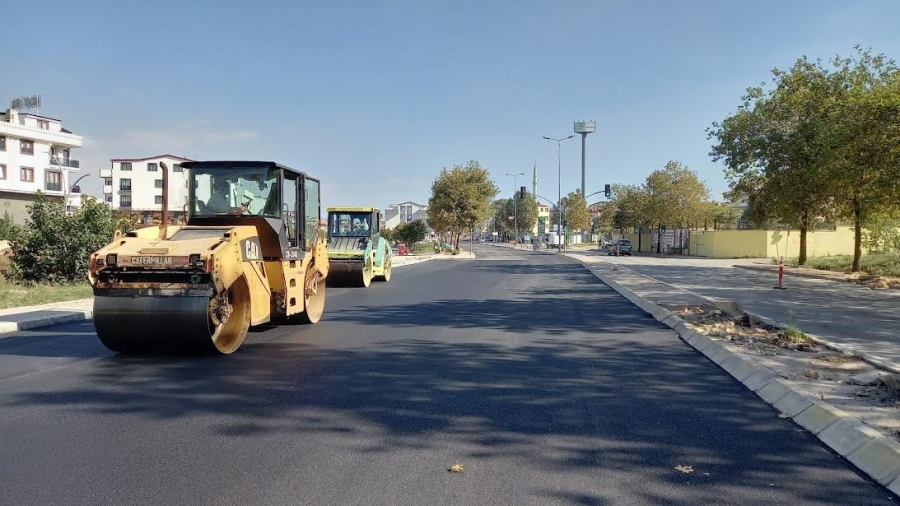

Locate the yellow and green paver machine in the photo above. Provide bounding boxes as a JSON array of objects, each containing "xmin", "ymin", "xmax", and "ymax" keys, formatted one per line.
[{"xmin": 325, "ymin": 207, "xmax": 392, "ymax": 287}]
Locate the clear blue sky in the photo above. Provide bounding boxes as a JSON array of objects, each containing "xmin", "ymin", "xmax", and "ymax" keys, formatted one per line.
[{"xmin": 2, "ymin": 0, "xmax": 898, "ymax": 210}]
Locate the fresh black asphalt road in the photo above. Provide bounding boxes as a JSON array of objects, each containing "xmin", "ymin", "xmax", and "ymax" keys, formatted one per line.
[{"xmin": 0, "ymin": 245, "xmax": 894, "ymax": 505}]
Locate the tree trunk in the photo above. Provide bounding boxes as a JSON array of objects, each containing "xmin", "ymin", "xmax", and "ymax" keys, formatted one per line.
[
  {"xmin": 852, "ymin": 199, "xmax": 862, "ymax": 273},
  {"xmin": 798, "ymin": 211, "xmax": 809, "ymax": 266},
  {"xmin": 657, "ymin": 224, "xmax": 662, "ymax": 254}
]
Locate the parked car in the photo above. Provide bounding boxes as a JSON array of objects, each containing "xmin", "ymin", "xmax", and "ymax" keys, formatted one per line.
[{"xmin": 608, "ymin": 239, "xmax": 633, "ymax": 256}]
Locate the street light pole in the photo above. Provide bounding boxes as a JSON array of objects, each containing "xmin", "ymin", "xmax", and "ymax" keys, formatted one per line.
[
  {"xmin": 505, "ymin": 171, "xmax": 524, "ymax": 243},
  {"xmin": 66, "ymin": 174, "xmax": 90, "ymax": 215},
  {"xmin": 542, "ymin": 134, "xmax": 575, "ymax": 251}
]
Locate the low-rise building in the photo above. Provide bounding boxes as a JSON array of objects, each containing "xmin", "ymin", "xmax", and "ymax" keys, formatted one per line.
[
  {"xmin": 532, "ymin": 204, "xmax": 551, "ymax": 236},
  {"xmin": 384, "ymin": 201, "xmax": 429, "ymax": 229},
  {"xmin": 101, "ymin": 154, "xmax": 193, "ymax": 224},
  {"xmin": 0, "ymin": 107, "xmax": 84, "ymax": 224}
]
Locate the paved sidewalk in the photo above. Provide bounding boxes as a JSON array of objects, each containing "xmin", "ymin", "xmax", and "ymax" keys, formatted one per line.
[
  {"xmin": 567, "ymin": 250, "xmax": 900, "ymax": 370},
  {"xmin": 0, "ymin": 298, "xmax": 94, "ymax": 333}
]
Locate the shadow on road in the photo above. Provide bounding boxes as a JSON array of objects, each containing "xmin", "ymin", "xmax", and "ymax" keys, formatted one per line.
[{"xmin": 5, "ymin": 333, "xmax": 889, "ymax": 504}]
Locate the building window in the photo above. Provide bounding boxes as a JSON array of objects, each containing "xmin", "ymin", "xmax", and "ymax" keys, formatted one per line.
[
  {"xmin": 106, "ymin": 195, "xmax": 113, "ymax": 203},
  {"xmin": 147, "ymin": 162, "xmax": 158, "ymax": 171},
  {"xmin": 38, "ymin": 120, "xmax": 50, "ymax": 130},
  {"xmin": 120, "ymin": 195, "xmax": 132, "ymax": 207},
  {"xmin": 120, "ymin": 178, "xmax": 131, "ymax": 191},
  {"xmin": 0, "ymin": 164, "xmax": 5, "ymax": 179},
  {"xmin": 45, "ymin": 171, "xmax": 62, "ymax": 192},
  {"xmin": 0, "ymin": 136, "xmax": 5, "ymax": 151},
  {"xmin": 103, "ymin": 177, "xmax": 112, "ymax": 186},
  {"xmin": 155, "ymin": 195, "xmax": 163, "ymax": 205},
  {"xmin": 120, "ymin": 162, "xmax": 132, "ymax": 171},
  {"xmin": 20, "ymin": 140, "xmax": 34, "ymax": 155},
  {"xmin": 20, "ymin": 167, "xmax": 35, "ymax": 182},
  {"xmin": 154, "ymin": 179, "xmax": 163, "ymax": 188},
  {"xmin": 173, "ymin": 163, "xmax": 183, "ymax": 172}
]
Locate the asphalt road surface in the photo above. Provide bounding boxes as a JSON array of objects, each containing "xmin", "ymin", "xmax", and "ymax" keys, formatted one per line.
[{"xmin": 0, "ymin": 245, "xmax": 894, "ymax": 506}]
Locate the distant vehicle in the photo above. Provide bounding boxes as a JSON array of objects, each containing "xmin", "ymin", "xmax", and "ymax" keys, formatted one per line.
[
  {"xmin": 608, "ymin": 239, "xmax": 633, "ymax": 256},
  {"xmin": 397, "ymin": 242, "xmax": 409, "ymax": 256}
]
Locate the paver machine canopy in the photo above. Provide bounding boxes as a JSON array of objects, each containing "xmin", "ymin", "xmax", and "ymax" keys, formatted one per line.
[{"xmin": 88, "ymin": 161, "xmax": 330, "ymax": 355}]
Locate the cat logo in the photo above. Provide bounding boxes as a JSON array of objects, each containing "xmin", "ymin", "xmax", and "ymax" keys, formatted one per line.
[{"xmin": 242, "ymin": 238, "xmax": 262, "ymax": 261}]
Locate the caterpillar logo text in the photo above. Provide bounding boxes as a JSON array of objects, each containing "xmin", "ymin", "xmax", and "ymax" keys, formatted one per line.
[
  {"xmin": 131, "ymin": 256, "xmax": 173, "ymax": 265},
  {"xmin": 242, "ymin": 238, "xmax": 262, "ymax": 261}
]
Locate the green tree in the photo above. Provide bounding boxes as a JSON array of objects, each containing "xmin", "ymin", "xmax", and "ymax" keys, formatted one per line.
[
  {"xmin": 553, "ymin": 189, "xmax": 591, "ymax": 232},
  {"xmin": 699, "ymin": 201, "xmax": 742, "ymax": 230},
  {"xmin": 591, "ymin": 202, "xmax": 617, "ymax": 235},
  {"xmin": 708, "ymin": 56, "xmax": 836, "ymax": 265},
  {"xmin": 427, "ymin": 160, "xmax": 499, "ymax": 249},
  {"xmin": 642, "ymin": 161, "xmax": 711, "ymax": 229},
  {"xmin": 820, "ymin": 47, "xmax": 900, "ymax": 271},
  {"xmin": 0, "ymin": 212, "xmax": 24, "ymax": 243},
  {"xmin": 395, "ymin": 220, "xmax": 428, "ymax": 249},
  {"xmin": 493, "ymin": 198, "xmax": 512, "ymax": 238},
  {"xmin": 504, "ymin": 191, "xmax": 538, "ymax": 240},
  {"xmin": 6, "ymin": 194, "xmax": 119, "ymax": 284},
  {"xmin": 610, "ymin": 184, "xmax": 655, "ymax": 250}
]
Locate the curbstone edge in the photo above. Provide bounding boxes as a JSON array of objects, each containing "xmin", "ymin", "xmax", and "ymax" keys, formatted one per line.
[
  {"xmin": 773, "ymin": 389, "xmax": 817, "ymax": 417},
  {"xmin": 793, "ymin": 401, "xmax": 849, "ymax": 435},
  {"xmin": 742, "ymin": 368, "xmax": 778, "ymax": 392},
  {"xmin": 846, "ymin": 436, "xmax": 900, "ymax": 486},
  {"xmin": 758, "ymin": 379, "xmax": 794, "ymax": 405},
  {"xmin": 818, "ymin": 418, "xmax": 883, "ymax": 457}
]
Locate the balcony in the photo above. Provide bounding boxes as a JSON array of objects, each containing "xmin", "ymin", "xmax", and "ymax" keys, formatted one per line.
[
  {"xmin": 103, "ymin": 184, "xmax": 112, "ymax": 194},
  {"xmin": 50, "ymin": 156, "xmax": 80, "ymax": 169},
  {"xmin": 45, "ymin": 182, "xmax": 62, "ymax": 192},
  {"xmin": 100, "ymin": 168, "xmax": 112, "ymax": 178}
]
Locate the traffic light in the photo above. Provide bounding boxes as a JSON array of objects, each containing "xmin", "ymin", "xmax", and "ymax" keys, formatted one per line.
[
  {"xmin": 604, "ymin": 184, "xmax": 611, "ymax": 198},
  {"xmin": 519, "ymin": 186, "xmax": 526, "ymax": 199}
]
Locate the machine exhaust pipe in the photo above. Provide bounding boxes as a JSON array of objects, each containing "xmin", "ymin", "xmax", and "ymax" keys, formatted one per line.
[{"xmin": 159, "ymin": 161, "xmax": 169, "ymax": 238}]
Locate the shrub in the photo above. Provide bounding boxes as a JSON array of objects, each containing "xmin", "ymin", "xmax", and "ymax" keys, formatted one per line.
[{"xmin": 4, "ymin": 194, "xmax": 122, "ymax": 284}]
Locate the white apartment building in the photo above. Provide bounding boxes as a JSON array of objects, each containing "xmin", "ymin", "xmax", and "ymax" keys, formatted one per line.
[
  {"xmin": 0, "ymin": 107, "xmax": 84, "ymax": 225},
  {"xmin": 101, "ymin": 154, "xmax": 194, "ymax": 223},
  {"xmin": 384, "ymin": 201, "xmax": 429, "ymax": 229}
]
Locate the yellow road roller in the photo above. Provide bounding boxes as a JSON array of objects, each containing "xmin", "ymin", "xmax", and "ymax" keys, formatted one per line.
[
  {"xmin": 325, "ymin": 207, "xmax": 392, "ymax": 287},
  {"xmin": 88, "ymin": 160, "xmax": 329, "ymax": 355}
]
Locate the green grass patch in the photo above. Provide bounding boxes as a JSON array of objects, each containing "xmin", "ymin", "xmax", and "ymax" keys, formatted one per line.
[
  {"xmin": 413, "ymin": 243, "xmax": 435, "ymax": 254},
  {"xmin": 0, "ymin": 278, "xmax": 92, "ymax": 309},
  {"xmin": 782, "ymin": 252, "xmax": 900, "ymax": 277}
]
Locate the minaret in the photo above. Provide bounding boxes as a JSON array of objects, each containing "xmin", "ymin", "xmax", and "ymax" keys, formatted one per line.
[{"xmin": 532, "ymin": 161, "xmax": 537, "ymax": 198}]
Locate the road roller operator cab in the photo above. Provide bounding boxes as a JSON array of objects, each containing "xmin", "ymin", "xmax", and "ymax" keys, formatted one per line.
[
  {"xmin": 87, "ymin": 160, "xmax": 331, "ymax": 355},
  {"xmin": 325, "ymin": 207, "xmax": 393, "ymax": 287}
]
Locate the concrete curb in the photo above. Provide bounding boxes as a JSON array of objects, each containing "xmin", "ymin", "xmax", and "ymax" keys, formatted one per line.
[
  {"xmin": 0, "ymin": 257, "xmax": 440, "ymax": 337},
  {"xmin": 577, "ymin": 258, "xmax": 900, "ymax": 495},
  {"xmin": 0, "ymin": 309, "xmax": 93, "ymax": 335}
]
